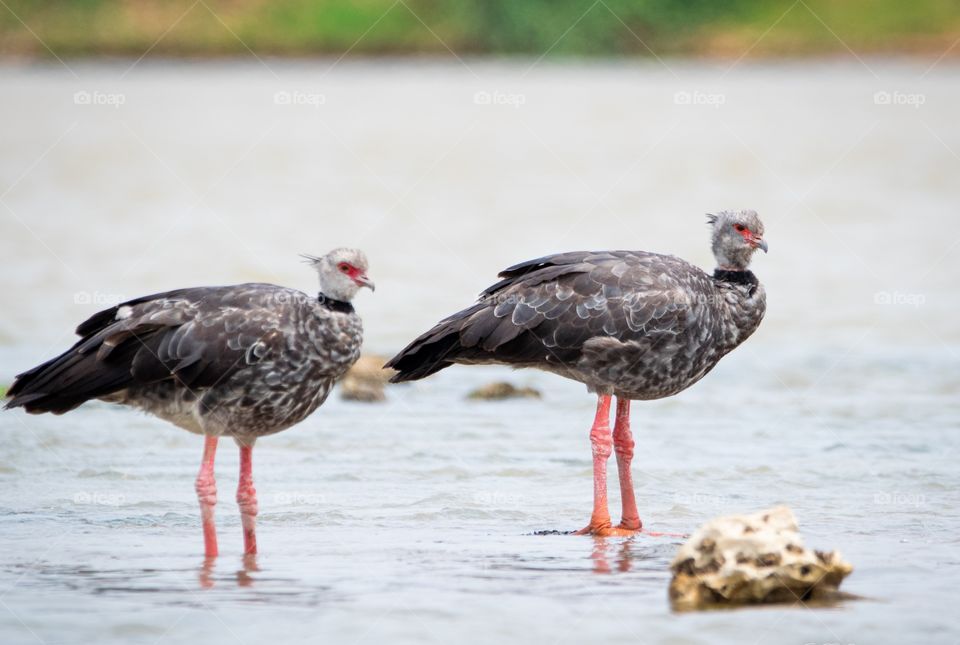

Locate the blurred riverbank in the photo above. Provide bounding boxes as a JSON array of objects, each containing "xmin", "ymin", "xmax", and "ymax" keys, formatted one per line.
[{"xmin": 1, "ymin": 0, "xmax": 959, "ymax": 59}]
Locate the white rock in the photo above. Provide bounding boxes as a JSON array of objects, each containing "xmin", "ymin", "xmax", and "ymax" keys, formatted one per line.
[{"xmin": 669, "ymin": 506, "xmax": 853, "ymax": 610}]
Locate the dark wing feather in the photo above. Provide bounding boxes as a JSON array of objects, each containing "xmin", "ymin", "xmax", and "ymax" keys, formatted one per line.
[
  {"xmin": 386, "ymin": 251, "xmax": 709, "ymax": 383},
  {"xmin": 6, "ymin": 284, "xmax": 285, "ymax": 414},
  {"xmin": 73, "ymin": 288, "xmax": 193, "ymax": 337}
]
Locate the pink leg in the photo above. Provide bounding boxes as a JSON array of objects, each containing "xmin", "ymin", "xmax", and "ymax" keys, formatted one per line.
[
  {"xmin": 195, "ymin": 436, "xmax": 219, "ymax": 558},
  {"xmin": 613, "ymin": 397, "xmax": 642, "ymax": 531},
  {"xmin": 237, "ymin": 442, "xmax": 259, "ymax": 555},
  {"xmin": 574, "ymin": 394, "xmax": 618, "ymax": 535}
]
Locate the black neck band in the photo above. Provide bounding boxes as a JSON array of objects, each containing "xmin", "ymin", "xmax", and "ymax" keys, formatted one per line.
[
  {"xmin": 317, "ymin": 293, "xmax": 354, "ymax": 314},
  {"xmin": 713, "ymin": 269, "xmax": 759, "ymax": 296}
]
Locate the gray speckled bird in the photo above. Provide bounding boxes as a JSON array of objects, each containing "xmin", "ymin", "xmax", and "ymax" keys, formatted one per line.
[
  {"xmin": 386, "ymin": 212, "xmax": 767, "ymax": 536},
  {"xmin": 5, "ymin": 248, "xmax": 373, "ymax": 557}
]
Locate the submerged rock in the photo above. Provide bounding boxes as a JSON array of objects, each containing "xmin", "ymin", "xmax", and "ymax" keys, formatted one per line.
[
  {"xmin": 467, "ymin": 382, "xmax": 542, "ymax": 401},
  {"xmin": 340, "ymin": 355, "xmax": 395, "ymax": 402},
  {"xmin": 669, "ymin": 506, "xmax": 853, "ymax": 610}
]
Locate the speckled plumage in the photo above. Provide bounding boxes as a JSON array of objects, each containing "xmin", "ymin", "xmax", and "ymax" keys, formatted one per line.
[
  {"xmin": 102, "ymin": 284, "xmax": 364, "ymax": 441},
  {"xmin": 6, "ymin": 252, "xmax": 369, "ymax": 443},
  {"xmin": 387, "ymin": 212, "xmax": 767, "ymax": 400},
  {"xmin": 6, "ymin": 248, "xmax": 371, "ymax": 556}
]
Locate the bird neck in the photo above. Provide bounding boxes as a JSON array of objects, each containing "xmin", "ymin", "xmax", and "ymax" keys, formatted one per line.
[
  {"xmin": 713, "ymin": 268, "xmax": 759, "ymax": 296},
  {"xmin": 317, "ymin": 292, "xmax": 355, "ymax": 314}
]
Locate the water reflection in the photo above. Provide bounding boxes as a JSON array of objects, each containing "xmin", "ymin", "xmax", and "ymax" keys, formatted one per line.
[
  {"xmin": 237, "ymin": 554, "xmax": 259, "ymax": 587},
  {"xmin": 198, "ymin": 554, "xmax": 260, "ymax": 589},
  {"xmin": 589, "ymin": 537, "xmax": 635, "ymax": 574},
  {"xmin": 198, "ymin": 557, "xmax": 216, "ymax": 589}
]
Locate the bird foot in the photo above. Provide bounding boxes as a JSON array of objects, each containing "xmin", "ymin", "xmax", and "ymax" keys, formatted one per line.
[
  {"xmin": 574, "ymin": 519, "xmax": 641, "ymax": 537},
  {"xmin": 637, "ymin": 528, "xmax": 689, "ymax": 539},
  {"xmin": 577, "ymin": 525, "xmax": 640, "ymax": 537},
  {"xmin": 573, "ymin": 521, "xmax": 687, "ymax": 538}
]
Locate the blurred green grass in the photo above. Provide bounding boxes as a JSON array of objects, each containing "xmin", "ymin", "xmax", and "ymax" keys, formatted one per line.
[{"xmin": 0, "ymin": 0, "xmax": 958, "ymax": 57}]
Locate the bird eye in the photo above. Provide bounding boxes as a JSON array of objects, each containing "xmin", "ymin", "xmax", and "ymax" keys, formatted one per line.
[
  {"xmin": 338, "ymin": 263, "xmax": 350, "ymax": 273},
  {"xmin": 733, "ymin": 223, "xmax": 746, "ymax": 232}
]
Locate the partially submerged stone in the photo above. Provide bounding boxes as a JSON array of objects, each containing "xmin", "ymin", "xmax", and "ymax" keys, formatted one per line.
[
  {"xmin": 669, "ymin": 506, "xmax": 853, "ymax": 610},
  {"xmin": 340, "ymin": 355, "xmax": 395, "ymax": 402},
  {"xmin": 467, "ymin": 382, "xmax": 542, "ymax": 401}
]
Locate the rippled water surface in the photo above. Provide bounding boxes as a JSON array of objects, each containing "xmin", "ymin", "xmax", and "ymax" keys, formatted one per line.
[{"xmin": 1, "ymin": 58, "xmax": 959, "ymax": 644}]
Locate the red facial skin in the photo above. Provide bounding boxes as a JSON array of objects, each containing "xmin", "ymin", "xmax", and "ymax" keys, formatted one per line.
[
  {"xmin": 733, "ymin": 223, "xmax": 764, "ymax": 249},
  {"xmin": 337, "ymin": 262, "xmax": 371, "ymax": 288}
]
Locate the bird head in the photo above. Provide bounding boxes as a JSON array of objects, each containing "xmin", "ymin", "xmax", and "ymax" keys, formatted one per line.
[
  {"xmin": 302, "ymin": 248, "xmax": 374, "ymax": 301},
  {"xmin": 707, "ymin": 210, "xmax": 768, "ymax": 270}
]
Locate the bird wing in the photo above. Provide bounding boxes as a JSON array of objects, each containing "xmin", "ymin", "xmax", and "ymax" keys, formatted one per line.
[
  {"xmin": 479, "ymin": 250, "xmax": 702, "ymax": 355},
  {"xmin": 6, "ymin": 284, "xmax": 294, "ymax": 413},
  {"xmin": 387, "ymin": 250, "xmax": 712, "ymax": 381}
]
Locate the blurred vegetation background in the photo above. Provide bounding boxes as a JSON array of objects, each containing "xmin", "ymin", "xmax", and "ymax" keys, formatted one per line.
[{"xmin": 1, "ymin": 0, "xmax": 958, "ymax": 58}]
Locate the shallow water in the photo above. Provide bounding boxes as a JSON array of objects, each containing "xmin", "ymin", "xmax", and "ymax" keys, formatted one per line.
[{"xmin": 1, "ymin": 58, "xmax": 959, "ymax": 643}]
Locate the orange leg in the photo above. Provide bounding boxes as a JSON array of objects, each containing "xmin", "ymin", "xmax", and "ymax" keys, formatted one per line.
[
  {"xmin": 237, "ymin": 442, "xmax": 259, "ymax": 555},
  {"xmin": 613, "ymin": 397, "xmax": 642, "ymax": 531},
  {"xmin": 195, "ymin": 435, "xmax": 219, "ymax": 558}
]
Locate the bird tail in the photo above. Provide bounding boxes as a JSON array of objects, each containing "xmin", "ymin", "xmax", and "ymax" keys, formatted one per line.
[
  {"xmin": 6, "ymin": 286, "xmax": 202, "ymax": 414},
  {"xmin": 4, "ymin": 302, "xmax": 152, "ymax": 414},
  {"xmin": 385, "ymin": 295, "xmax": 556, "ymax": 382},
  {"xmin": 4, "ymin": 341, "xmax": 136, "ymax": 414},
  {"xmin": 384, "ymin": 319, "xmax": 464, "ymax": 383},
  {"xmin": 386, "ymin": 296, "xmax": 506, "ymax": 383}
]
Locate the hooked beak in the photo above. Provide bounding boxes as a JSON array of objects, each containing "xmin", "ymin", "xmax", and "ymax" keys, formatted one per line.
[
  {"xmin": 355, "ymin": 274, "xmax": 375, "ymax": 291},
  {"xmin": 748, "ymin": 233, "xmax": 768, "ymax": 253}
]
